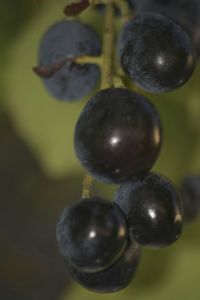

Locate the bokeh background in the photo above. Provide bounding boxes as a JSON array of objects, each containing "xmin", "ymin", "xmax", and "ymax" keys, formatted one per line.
[{"xmin": 1, "ymin": 0, "xmax": 200, "ymax": 299}]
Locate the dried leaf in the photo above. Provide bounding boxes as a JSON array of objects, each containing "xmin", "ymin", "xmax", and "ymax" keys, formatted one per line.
[
  {"xmin": 33, "ymin": 59, "xmax": 68, "ymax": 78},
  {"xmin": 64, "ymin": 0, "xmax": 90, "ymax": 16}
]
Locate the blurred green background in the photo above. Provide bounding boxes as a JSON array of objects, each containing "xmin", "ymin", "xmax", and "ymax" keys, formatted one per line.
[{"xmin": 1, "ymin": 0, "xmax": 200, "ymax": 299}]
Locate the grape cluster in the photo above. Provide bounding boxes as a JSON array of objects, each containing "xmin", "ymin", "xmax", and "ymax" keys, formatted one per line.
[{"xmin": 34, "ymin": 0, "xmax": 200, "ymax": 294}]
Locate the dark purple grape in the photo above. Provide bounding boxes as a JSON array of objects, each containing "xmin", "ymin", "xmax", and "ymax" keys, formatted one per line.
[
  {"xmin": 115, "ymin": 173, "xmax": 183, "ymax": 248},
  {"xmin": 74, "ymin": 88, "xmax": 162, "ymax": 184},
  {"xmin": 137, "ymin": 0, "xmax": 200, "ymax": 56},
  {"xmin": 129, "ymin": 0, "xmax": 146, "ymax": 9},
  {"xmin": 68, "ymin": 241, "xmax": 141, "ymax": 293},
  {"xmin": 39, "ymin": 20, "xmax": 101, "ymax": 101},
  {"xmin": 119, "ymin": 13, "xmax": 196, "ymax": 93},
  {"xmin": 56, "ymin": 197, "xmax": 128, "ymax": 273},
  {"xmin": 180, "ymin": 175, "xmax": 200, "ymax": 222}
]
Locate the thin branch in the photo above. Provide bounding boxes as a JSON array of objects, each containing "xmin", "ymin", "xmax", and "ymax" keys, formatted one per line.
[{"xmin": 33, "ymin": 55, "xmax": 102, "ymax": 79}]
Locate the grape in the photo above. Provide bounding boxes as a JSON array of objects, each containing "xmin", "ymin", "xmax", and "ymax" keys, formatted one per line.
[
  {"xmin": 118, "ymin": 13, "xmax": 196, "ymax": 93},
  {"xmin": 115, "ymin": 173, "xmax": 183, "ymax": 248},
  {"xmin": 74, "ymin": 88, "xmax": 162, "ymax": 184},
  {"xmin": 56, "ymin": 197, "xmax": 128, "ymax": 273},
  {"xmin": 129, "ymin": 0, "xmax": 146, "ymax": 9},
  {"xmin": 68, "ymin": 241, "xmax": 141, "ymax": 293},
  {"xmin": 137, "ymin": 0, "xmax": 200, "ymax": 56},
  {"xmin": 38, "ymin": 20, "xmax": 101, "ymax": 101},
  {"xmin": 180, "ymin": 175, "xmax": 200, "ymax": 222}
]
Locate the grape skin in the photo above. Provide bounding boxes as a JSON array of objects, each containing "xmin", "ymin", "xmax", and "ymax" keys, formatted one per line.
[
  {"xmin": 74, "ymin": 88, "xmax": 162, "ymax": 184},
  {"xmin": 129, "ymin": 0, "xmax": 146, "ymax": 10},
  {"xmin": 137, "ymin": 0, "xmax": 200, "ymax": 56},
  {"xmin": 115, "ymin": 172, "xmax": 183, "ymax": 248},
  {"xmin": 119, "ymin": 13, "xmax": 196, "ymax": 93},
  {"xmin": 39, "ymin": 20, "xmax": 101, "ymax": 101},
  {"xmin": 68, "ymin": 241, "xmax": 141, "ymax": 293},
  {"xmin": 56, "ymin": 197, "xmax": 128, "ymax": 273}
]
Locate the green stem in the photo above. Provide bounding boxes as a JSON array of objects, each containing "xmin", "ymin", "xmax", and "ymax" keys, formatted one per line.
[
  {"xmin": 81, "ymin": 3, "xmax": 116, "ymax": 199},
  {"xmin": 101, "ymin": 3, "xmax": 115, "ymax": 89},
  {"xmin": 75, "ymin": 55, "xmax": 103, "ymax": 66},
  {"xmin": 115, "ymin": 0, "xmax": 133, "ymax": 22},
  {"xmin": 113, "ymin": 74, "xmax": 125, "ymax": 88},
  {"xmin": 82, "ymin": 174, "xmax": 93, "ymax": 199}
]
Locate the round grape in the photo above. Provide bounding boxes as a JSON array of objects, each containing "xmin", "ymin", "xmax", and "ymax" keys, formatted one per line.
[
  {"xmin": 137, "ymin": 0, "xmax": 200, "ymax": 56},
  {"xmin": 74, "ymin": 88, "xmax": 162, "ymax": 184},
  {"xmin": 56, "ymin": 197, "xmax": 128, "ymax": 272},
  {"xmin": 118, "ymin": 13, "xmax": 196, "ymax": 93},
  {"xmin": 39, "ymin": 20, "xmax": 101, "ymax": 101},
  {"xmin": 68, "ymin": 241, "xmax": 141, "ymax": 293},
  {"xmin": 115, "ymin": 172, "xmax": 183, "ymax": 248}
]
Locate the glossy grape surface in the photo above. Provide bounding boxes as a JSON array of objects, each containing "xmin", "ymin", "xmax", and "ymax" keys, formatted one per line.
[
  {"xmin": 119, "ymin": 13, "xmax": 196, "ymax": 93},
  {"xmin": 68, "ymin": 241, "xmax": 141, "ymax": 293},
  {"xmin": 180, "ymin": 175, "xmax": 200, "ymax": 222},
  {"xmin": 56, "ymin": 197, "xmax": 128, "ymax": 272},
  {"xmin": 74, "ymin": 88, "xmax": 162, "ymax": 184},
  {"xmin": 39, "ymin": 20, "xmax": 101, "ymax": 101},
  {"xmin": 137, "ymin": 0, "xmax": 200, "ymax": 56},
  {"xmin": 115, "ymin": 173, "xmax": 183, "ymax": 247}
]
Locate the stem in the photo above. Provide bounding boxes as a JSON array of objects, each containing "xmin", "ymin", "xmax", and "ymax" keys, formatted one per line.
[
  {"xmin": 113, "ymin": 50, "xmax": 126, "ymax": 88},
  {"xmin": 75, "ymin": 55, "xmax": 103, "ymax": 65},
  {"xmin": 113, "ymin": 75, "xmax": 125, "ymax": 88},
  {"xmin": 101, "ymin": 3, "xmax": 115, "ymax": 89},
  {"xmin": 82, "ymin": 174, "xmax": 93, "ymax": 199},
  {"xmin": 33, "ymin": 55, "xmax": 103, "ymax": 79},
  {"xmin": 81, "ymin": 3, "xmax": 115, "ymax": 198},
  {"xmin": 115, "ymin": 0, "xmax": 133, "ymax": 22}
]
